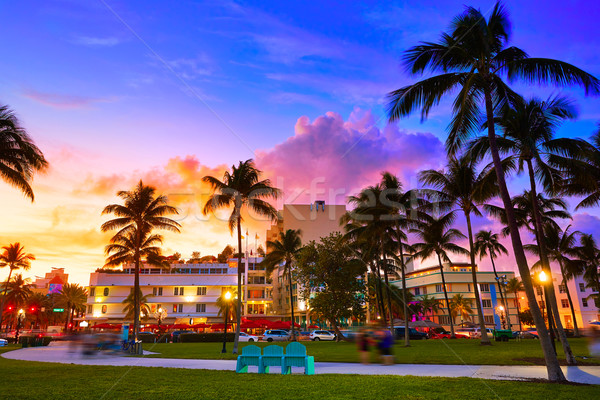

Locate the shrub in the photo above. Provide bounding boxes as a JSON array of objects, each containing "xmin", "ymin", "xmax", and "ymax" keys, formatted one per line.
[
  {"xmin": 18, "ymin": 336, "xmax": 52, "ymax": 346},
  {"xmin": 179, "ymin": 333, "xmax": 235, "ymax": 343}
]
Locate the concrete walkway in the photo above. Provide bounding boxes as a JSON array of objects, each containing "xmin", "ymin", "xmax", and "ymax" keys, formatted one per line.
[{"xmin": 3, "ymin": 343, "xmax": 600, "ymax": 385}]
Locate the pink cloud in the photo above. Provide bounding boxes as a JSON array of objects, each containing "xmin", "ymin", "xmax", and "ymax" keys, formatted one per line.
[
  {"xmin": 255, "ymin": 109, "xmax": 445, "ymax": 204},
  {"xmin": 22, "ymin": 89, "xmax": 115, "ymax": 109}
]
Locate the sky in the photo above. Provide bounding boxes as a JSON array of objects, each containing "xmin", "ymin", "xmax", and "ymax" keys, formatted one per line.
[{"xmin": 1, "ymin": 0, "xmax": 599, "ymax": 285}]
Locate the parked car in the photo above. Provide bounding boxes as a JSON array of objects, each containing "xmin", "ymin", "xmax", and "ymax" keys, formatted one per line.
[
  {"xmin": 455, "ymin": 328, "xmax": 477, "ymax": 338},
  {"xmin": 171, "ymin": 330, "xmax": 192, "ymax": 343},
  {"xmin": 429, "ymin": 330, "xmax": 469, "ymax": 339},
  {"xmin": 0, "ymin": 338, "xmax": 7, "ymax": 347},
  {"xmin": 262, "ymin": 330, "xmax": 291, "ymax": 342},
  {"xmin": 238, "ymin": 332, "xmax": 259, "ymax": 342},
  {"xmin": 310, "ymin": 330, "xmax": 336, "ymax": 341},
  {"xmin": 516, "ymin": 329, "xmax": 539, "ymax": 339},
  {"xmin": 474, "ymin": 328, "xmax": 494, "ymax": 338},
  {"xmin": 394, "ymin": 327, "xmax": 427, "ymax": 340}
]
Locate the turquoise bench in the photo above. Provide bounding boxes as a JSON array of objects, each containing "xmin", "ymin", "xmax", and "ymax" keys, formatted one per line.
[
  {"xmin": 235, "ymin": 344, "xmax": 261, "ymax": 373},
  {"xmin": 282, "ymin": 342, "xmax": 315, "ymax": 375},
  {"xmin": 259, "ymin": 345, "xmax": 284, "ymax": 373}
]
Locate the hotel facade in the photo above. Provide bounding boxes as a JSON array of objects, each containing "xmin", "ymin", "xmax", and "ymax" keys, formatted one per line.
[{"xmin": 84, "ymin": 258, "xmax": 275, "ymax": 325}]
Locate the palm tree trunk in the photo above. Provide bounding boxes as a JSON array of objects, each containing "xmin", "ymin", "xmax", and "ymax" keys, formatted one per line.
[
  {"xmin": 64, "ymin": 303, "xmax": 71, "ymax": 332},
  {"xmin": 399, "ymin": 241, "xmax": 410, "ymax": 347},
  {"xmin": 374, "ymin": 264, "xmax": 386, "ymax": 325},
  {"xmin": 436, "ymin": 253, "xmax": 455, "ymax": 338},
  {"xmin": 558, "ymin": 262, "xmax": 580, "ymax": 337},
  {"xmin": 0, "ymin": 268, "xmax": 14, "ymax": 330},
  {"xmin": 382, "ymin": 251, "xmax": 394, "ymax": 337},
  {"xmin": 513, "ymin": 288, "xmax": 522, "ymax": 331},
  {"xmin": 287, "ymin": 260, "xmax": 296, "ymax": 341},
  {"xmin": 465, "ymin": 212, "xmax": 491, "ymax": 345},
  {"xmin": 525, "ymin": 160, "xmax": 576, "ymax": 365},
  {"xmin": 490, "ymin": 256, "xmax": 510, "ymax": 330},
  {"xmin": 233, "ymin": 217, "xmax": 243, "ymax": 354},
  {"xmin": 483, "ymin": 86, "xmax": 565, "ymax": 381}
]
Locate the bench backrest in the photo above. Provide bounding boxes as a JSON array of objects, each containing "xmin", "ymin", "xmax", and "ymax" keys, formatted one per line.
[
  {"xmin": 241, "ymin": 345, "xmax": 261, "ymax": 356},
  {"xmin": 263, "ymin": 345, "xmax": 284, "ymax": 356},
  {"xmin": 285, "ymin": 342, "xmax": 307, "ymax": 356}
]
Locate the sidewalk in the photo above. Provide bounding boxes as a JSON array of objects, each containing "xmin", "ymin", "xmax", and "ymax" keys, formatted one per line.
[{"xmin": 3, "ymin": 343, "xmax": 599, "ymax": 385}]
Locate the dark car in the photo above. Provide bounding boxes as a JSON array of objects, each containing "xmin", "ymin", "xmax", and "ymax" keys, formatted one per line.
[
  {"xmin": 394, "ymin": 327, "xmax": 427, "ymax": 340},
  {"xmin": 171, "ymin": 330, "xmax": 192, "ymax": 343}
]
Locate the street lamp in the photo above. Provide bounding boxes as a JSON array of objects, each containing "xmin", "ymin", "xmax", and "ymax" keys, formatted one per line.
[
  {"xmin": 221, "ymin": 291, "xmax": 232, "ymax": 354},
  {"xmin": 15, "ymin": 309, "xmax": 25, "ymax": 342},
  {"xmin": 538, "ymin": 270, "xmax": 556, "ymax": 354},
  {"xmin": 497, "ymin": 305, "xmax": 506, "ymax": 329}
]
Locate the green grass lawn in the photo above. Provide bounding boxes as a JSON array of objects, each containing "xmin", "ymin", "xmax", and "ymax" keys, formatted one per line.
[
  {"xmin": 0, "ymin": 345, "xmax": 598, "ymax": 400},
  {"xmin": 138, "ymin": 338, "xmax": 600, "ymax": 366}
]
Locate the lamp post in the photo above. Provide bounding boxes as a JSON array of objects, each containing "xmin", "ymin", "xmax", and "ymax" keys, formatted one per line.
[
  {"xmin": 538, "ymin": 271, "xmax": 556, "ymax": 354},
  {"xmin": 153, "ymin": 307, "xmax": 168, "ymax": 342},
  {"xmin": 495, "ymin": 275, "xmax": 512, "ymax": 330},
  {"xmin": 15, "ymin": 309, "xmax": 25, "ymax": 343},
  {"xmin": 497, "ymin": 305, "xmax": 506, "ymax": 329},
  {"xmin": 221, "ymin": 291, "xmax": 232, "ymax": 354}
]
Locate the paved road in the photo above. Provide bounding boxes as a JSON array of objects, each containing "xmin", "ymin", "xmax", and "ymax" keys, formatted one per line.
[{"xmin": 3, "ymin": 343, "xmax": 600, "ymax": 384}]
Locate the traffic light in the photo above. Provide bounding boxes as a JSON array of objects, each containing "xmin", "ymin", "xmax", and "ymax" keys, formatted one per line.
[
  {"xmin": 30, "ymin": 306, "xmax": 37, "ymax": 313},
  {"xmin": 6, "ymin": 305, "xmax": 13, "ymax": 312}
]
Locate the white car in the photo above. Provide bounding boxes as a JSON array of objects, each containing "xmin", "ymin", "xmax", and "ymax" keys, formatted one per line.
[
  {"xmin": 238, "ymin": 332, "xmax": 259, "ymax": 342},
  {"xmin": 0, "ymin": 338, "xmax": 8, "ymax": 347},
  {"xmin": 310, "ymin": 330, "xmax": 336, "ymax": 341}
]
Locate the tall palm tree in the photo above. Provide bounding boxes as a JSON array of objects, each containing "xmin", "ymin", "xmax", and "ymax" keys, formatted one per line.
[
  {"xmin": 576, "ymin": 234, "xmax": 600, "ymax": 305},
  {"xmin": 122, "ymin": 289, "xmax": 151, "ymax": 321},
  {"xmin": 526, "ymin": 225, "xmax": 583, "ymax": 337},
  {"xmin": 473, "ymin": 230, "xmax": 509, "ymax": 327},
  {"xmin": 58, "ymin": 283, "xmax": 87, "ymax": 332},
  {"xmin": 261, "ymin": 229, "xmax": 303, "ymax": 341},
  {"xmin": 411, "ymin": 213, "xmax": 469, "ymax": 337},
  {"xmin": 216, "ymin": 288, "xmax": 238, "ymax": 322},
  {"xmin": 450, "ymin": 294, "xmax": 473, "ymax": 324},
  {"xmin": 419, "ymin": 155, "xmax": 498, "ymax": 345},
  {"xmin": 4, "ymin": 274, "xmax": 32, "ymax": 329},
  {"xmin": 0, "ymin": 243, "xmax": 35, "ymax": 329},
  {"xmin": 386, "ymin": 2, "xmax": 599, "ymax": 381},
  {"xmin": 0, "ymin": 105, "xmax": 48, "ymax": 201},
  {"xmin": 469, "ymin": 95, "xmax": 579, "ymax": 361},
  {"xmin": 101, "ymin": 181, "xmax": 180, "ymax": 341},
  {"xmin": 203, "ymin": 159, "xmax": 280, "ymax": 353},
  {"xmin": 506, "ymin": 278, "xmax": 524, "ymax": 331}
]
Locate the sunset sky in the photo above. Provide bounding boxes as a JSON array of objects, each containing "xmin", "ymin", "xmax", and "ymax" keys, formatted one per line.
[{"xmin": 1, "ymin": 1, "xmax": 599, "ymax": 285}]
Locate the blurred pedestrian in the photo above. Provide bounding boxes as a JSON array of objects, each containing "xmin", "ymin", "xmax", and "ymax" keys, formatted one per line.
[
  {"xmin": 357, "ymin": 327, "xmax": 371, "ymax": 364},
  {"xmin": 377, "ymin": 328, "xmax": 394, "ymax": 365}
]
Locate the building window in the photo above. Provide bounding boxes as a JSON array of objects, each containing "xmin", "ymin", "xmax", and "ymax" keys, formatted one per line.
[
  {"xmin": 484, "ymin": 315, "xmax": 494, "ymax": 324},
  {"xmin": 480, "ymin": 284, "xmax": 490, "ymax": 292},
  {"xmin": 582, "ymin": 298, "xmax": 588, "ymax": 307},
  {"xmin": 561, "ymin": 299, "xmax": 569, "ymax": 308},
  {"xmin": 435, "ymin": 284, "xmax": 443, "ymax": 293},
  {"xmin": 103, "ymin": 287, "xmax": 109, "ymax": 296},
  {"xmin": 482, "ymin": 299, "xmax": 492, "ymax": 308},
  {"xmin": 101, "ymin": 305, "xmax": 107, "ymax": 314},
  {"xmin": 438, "ymin": 315, "xmax": 451, "ymax": 324},
  {"xmin": 536, "ymin": 287, "xmax": 543, "ymax": 296},
  {"xmin": 90, "ymin": 287, "xmax": 95, "ymax": 297},
  {"xmin": 153, "ymin": 287, "xmax": 163, "ymax": 296},
  {"xmin": 422, "ymin": 286, "xmax": 427, "ymax": 295},
  {"xmin": 414, "ymin": 287, "xmax": 421, "ymax": 296},
  {"xmin": 558, "ymin": 285, "xmax": 566, "ymax": 294},
  {"xmin": 173, "ymin": 304, "xmax": 183, "ymax": 313},
  {"xmin": 174, "ymin": 287, "xmax": 184, "ymax": 296},
  {"xmin": 579, "ymin": 283, "xmax": 586, "ymax": 292},
  {"xmin": 467, "ymin": 284, "xmax": 471, "ymax": 293},
  {"xmin": 196, "ymin": 304, "xmax": 206, "ymax": 313},
  {"xmin": 87, "ymin": 305, "xmax": 93, "ymax": 314},
  {"xmin": 197, "ymin": 287, "xmax": 207, "ymax": 296}
]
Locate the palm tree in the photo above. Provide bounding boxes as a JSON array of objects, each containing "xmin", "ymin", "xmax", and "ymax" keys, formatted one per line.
[
  {"xmin": 101, "ymin": 181, "xmax": 180, "ymax": 341},
  {"xmin": 418, "ymin": 295, "xmax": 441, "ymax": 321},
  {"xmin": 506, "ymin": 278, "xmax": 524, "ymax": 331},
  {"xmin": 58, "ymin": 284, "xmax": 87, "ymax": 332},
  {"xmin": 122, "ymin": 289, "xmax": 151, "ymax": 321},
  {"xmin": 0, "ymin": 243, "xmax": 35, "ymax": 329},
  {"xmin": 419, "ymin": 155, "xmax": 498, "ymax": 345},
  {"xmin": 386, "ymin": 2, "xmax": 599, "ymax": 381},
  {"xmin": 4, "ymin": 274, "xmax": 32, "ymax": 329},
  {"xmin": 216, "ymin": 288, "xmax": 238, "ymax": 323},
  {"xmin": 576, "ymin": 234, "xmax": 600, "ymax": 305},
  {"xmin": 261, "ymin": 229, "xmax": 303, "ymax": 341},
  {"xmin": 450, "ymin": 294, "xmax": 473, "ymax": 325},
  {"xmin": 526, "ymin": 225, "xmax": 583, "ymax": 337},
  {"xmin": 0, "ymin": 105, "xmax": 48, "ymax": 201},
  {"xmin": 203, "ymin": 159, "xmax": 280, "ymax": 353},
  {"xmin": 473, "ymin": 230, "xmax": 509, "ymax": 327},
  {"xmin": 27, "ymin": 292, "xmax": 51, "ymax": 329},
  {"xmin": 469, "ymin": 95, "xmax": 580, "ymax": 361},
  {"xmin": 411, "ymin": 213, "xmax": 469, "ymax": 337}
]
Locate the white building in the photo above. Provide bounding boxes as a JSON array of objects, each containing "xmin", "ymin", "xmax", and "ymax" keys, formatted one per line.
[{"xmin": 84, "ymin": 258, "xmax": 274, "ymax": 325}]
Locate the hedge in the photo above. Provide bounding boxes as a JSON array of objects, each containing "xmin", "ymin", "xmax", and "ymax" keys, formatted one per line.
[
  {"xmin": 179, "ymin": 333, "xmax": 235, "ymax": 343},
  {"xmin": 18, "ymin": 336, "xmax": 52, "ymax": 346}
]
